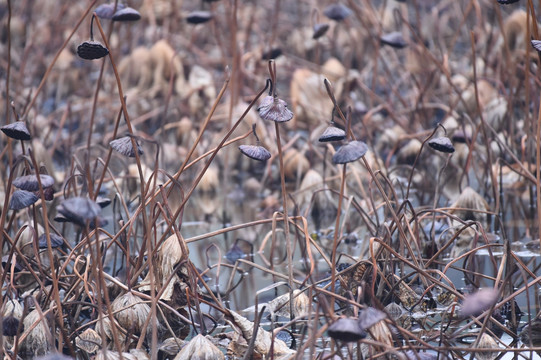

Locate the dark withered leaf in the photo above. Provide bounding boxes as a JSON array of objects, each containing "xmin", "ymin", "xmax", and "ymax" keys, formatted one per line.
[
  {"xmin": 38, "ymin": 187, "xmax": 55, "ymax": 201},
  {"xmin": 461, "ymin": 288, "xmax": 499, "ymax": 317},
  {"xmin": 77, "ymin": 41, "xmax": 109, "ymax": 60},
  {"xmin": 1, "ymin": 121, "xmax": 31, "ymax": 140},
  {"xmin": 110, "ymin": 136, "xmax": 143, "ymax": 157},
  {"xmin": 358, "ymin": 307, "xmax": 387, "ymax": 330},
  {"xmin": 58, "ymin": 197, "xmax": 102, "ymax": 225},
  {"xmin": 332, "ymin": 141, "xmax": 368, "ymax": 164},
  {"xmin": 38, "ymin": 233, "xmax": 64, "ymax": 249},
  {"xmin": 313, "ymin": 23, "xmax": 330, "ymax": 39},
  {"xmin": 319, "ymin": 126, "xmax": 346, "ymax": 142},
  {"xmin": 497, "ymin": 0, "xmax": 520, "ymax": 4},
  {"xmin": 380, "ymin": 31, "xmax": 408, "ymax": 48},
  {"xmin": 186, "ymin": 10, "xmax": 212, "ymax": 24},
  {"xmin": 257, "ymin": 96, "xmax": 294, "ymax": 122},
  {"xmin": 9, "ymin": 190, "xmax": 39, "ymax": 210},
  {"xmin": 238, "ymin": 145, "xmax": 271, "ymax": 161},
  {"xmin": 323, "ymin": 4, "xmax": 352, "ymax": 21},
  {"xmin": 428, "ymin": 136, "xmax": 455, "ymax": 153},
  {"xmin": 262, "ymin": 48, "xmax": 283, "ymax": 60},
  {"xmin": 226, "ymin": 239, "xmax": 252, "ymax": 264},
  {"xmin": 95, "ymin": 3, "xmax": 126, "ymax": 19},
  {"xmin": 2, "ymin": 257, "xmax": 23, "ymax": 273},
  {"xmin": 112, "ymin": 7, "xmax": 141, "ymax": 21},
  {"xmin": 13, "ymin": 174, "xmax": 54, "ymax": 191},
  {"xmin": 226, "ymin": 243, "xmax": 245, "ymax": 264},
  {"xmin": 3, "ymin": 316, "xmax": 20, "ymax": 336},
  {"xmin": 328, "ymin": 318, "xmax": 366, "ymax": 342}
]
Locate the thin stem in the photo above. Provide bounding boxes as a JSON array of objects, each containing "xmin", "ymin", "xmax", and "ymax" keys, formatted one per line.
[
  {"xmin": 330, "ymin": 163, "xmax": 347, "ymax": 312},
  {"xmin": 274, "ymin": 122, "xmax": 294, "ymax": 291}
]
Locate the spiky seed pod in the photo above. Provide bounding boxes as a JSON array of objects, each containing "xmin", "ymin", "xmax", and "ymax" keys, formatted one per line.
[
  {"xmin": 38, "ymin": 233, "xmax": 64, "ymax": 249},
  {"xmin": 9, "ymin": 190, "xmax": 39, "ymax": 210},
  {"xmin": 257, "ymin": 96, "xmax": 294, "ymax": 122},
  {"xmin": 159, "ymin": 338, "xmax": 185, "ymax": 356},
  {"xmin": 76, "ymin": 328, "xmax": 102, "ymax": 354},
  {"xmin": 319, "ymin": 125, "xmax": 346, "ymax": 142},
  {"xmin": 13, "ymin": 174, "xmax": 54, "ymax": 191},
  {"xmin": 229, "ymin": 310, "xmax": 294, "ymax": 356},
  {"xmin": 77, "ymin": 41, "xmax": 109, "ymax": 60},
  {"xmin": 58, "ymin": 197, "xmax": 101, "ymax": 225},
  {"xmin": 380, "ymin": 31, "xmax": 408, "ymax": 48},
  {"xmin": 238, "ymin": 145, "xmax": 271, "ymax": 161},
  {"xmin": 313, "ymin": 23, "xmax": 330, "ymax": 39},
  {"xmin": 95, "ymin": 3, "xmax": 126, "ymax": 19},
  {"xmin": 328, "ymin": 318, "xmax": 366, "ymax": 342},
  {"xmin": 186, "ymin": 11, "xmax": 212, "ymax": 24},
  {"xmin": 110, "ymin": 136, "xmax": 144, "ymax": 157},
  {"xmin": 358, "ymin": 307, "xmax": 387, "ymax": 331},
  {"xmin": 1, "ymin": 121, "xmax": 31, "ymax": 140},
  {"xmin": 111, "ymin": 292, "xmax": 150, "ymax": 334},
  {"xmin": 173, "ymin": 334, "xmax": 224, "ymax": 360},
  {"xmin": 332, "ymin": 141, "xmax": 368, "ymax": 164},
  {"xmin": 428, "ymin": 136, "xmax": 455, "ymax": 153},
  {"xmin": 323, "ymin": 4, "xmax": 352, "ymax": 21},
  {"xmin": 21, "ymin": 310, "xmax": 51, "ymax": 356},
  {"xmin": 475, "ymin": 333, "xmax": 500, "ymax": 360},
  {"xmin": 112, "ymin": 7, "xmax": 141, "ymax": 21}
]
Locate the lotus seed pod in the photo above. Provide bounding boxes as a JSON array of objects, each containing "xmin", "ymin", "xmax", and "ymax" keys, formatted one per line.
[
  {"xmin": 77, "ymin": 41, "xmax": 109, "ymax": 60},
  {"xmin": 328, "ymin": 318, "xmax": 366, "ymax": 342},
  {"xmin": 112, "ymin": 7, "xmax": 141, "ymax": 21},
  {"xmin": 319, "ymin": 125, "xmax": 346, "ymax": 142},
  {"xmin": 380, "ymin": 31, "xmax": 408, "ymax": 48},
  {"xmin": 238, "ymin": 145, "xmax": 271, "ymax": 161},
  {"xmin": 257, "ymin": 96, "xmax": 294, "ymax": 122},
  {"xmin": 9, "ymin": 190, "xmax": 39, "ymax": 210},
  {"xmin": 332, "ymin": 141, "xmax": 368, "ymax": 164},
  {"xmin": 13, "ymin": 174, "xmax": 54, "ymax": 191},
  {"xmin": 110, "ymin": 136, "xmax": 144, "ymax": 157},
  {"xmin": 1, "ymin": 121, "xmax": 31, "ymax": 140},
  {"xmin": 428, "ymin": 136, "xmax": 455, "ymax": 153}
]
